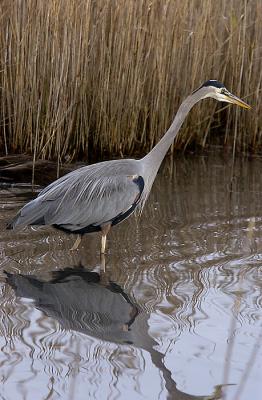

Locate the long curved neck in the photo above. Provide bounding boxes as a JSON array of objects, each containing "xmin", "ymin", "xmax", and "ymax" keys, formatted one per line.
[{"xmin": 142, "ymin": 91, "xmax": 201, "ymax": 169}]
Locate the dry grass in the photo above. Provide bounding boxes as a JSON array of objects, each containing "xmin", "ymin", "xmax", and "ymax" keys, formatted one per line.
[{"xmin": 0, "ymin": 0, "xmax": 260, "ymax": 162}]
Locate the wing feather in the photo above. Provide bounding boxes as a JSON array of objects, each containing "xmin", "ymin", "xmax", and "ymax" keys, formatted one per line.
[{"xmin": 8, "ymin": 159, "xmax": 143, "ymax": 231}]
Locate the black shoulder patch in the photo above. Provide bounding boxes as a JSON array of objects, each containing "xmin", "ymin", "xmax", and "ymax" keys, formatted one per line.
[
  {"xmin": 193, "ymin": 80, "xmax": 225, "ymax": 93},
  {"xmin": 132, "ymin": 175, "xmax": 144, "ymax": 194}
]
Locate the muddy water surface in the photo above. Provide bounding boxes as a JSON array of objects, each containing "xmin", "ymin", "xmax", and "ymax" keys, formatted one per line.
[{"xmin": 1, "ymin": 154, "xmax": 262, "ymax": 400}]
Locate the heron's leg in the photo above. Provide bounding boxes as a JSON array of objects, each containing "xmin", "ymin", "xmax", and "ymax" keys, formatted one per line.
[
  {"xmin": 70, "ymin": 234, "xmax": 82, "ymax": 251},
  {"xmin": 101, "ymin": 235, "xmax": 107, "ymax": 254},
  {"xmin": 101, "ymin": 224, "xmax": 111, "ymax": 254},
  {"xmin": 100, "ymin": 253, "xmax": 106, "ymax": 273}
]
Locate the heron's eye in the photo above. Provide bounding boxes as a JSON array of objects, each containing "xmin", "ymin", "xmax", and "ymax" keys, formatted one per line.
[{"xmin": 221, "ymin": 88, "xmax": 226, "ymax": 95}]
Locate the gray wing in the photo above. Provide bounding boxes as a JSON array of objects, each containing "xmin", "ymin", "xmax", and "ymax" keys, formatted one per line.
[{"xmin": 8, "ymin": 159, "xmax": 143, "ymax": 231}]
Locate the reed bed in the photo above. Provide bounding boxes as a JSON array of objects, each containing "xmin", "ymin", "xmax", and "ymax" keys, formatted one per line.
[{"xmin": 0, "ymin": 0, "xmax": 261, "ymax": 162}]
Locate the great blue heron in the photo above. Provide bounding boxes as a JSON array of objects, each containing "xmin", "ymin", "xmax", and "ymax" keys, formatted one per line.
[{"xmin": 7, "ymin": 80, "xmax": 250, "ymax": 253}]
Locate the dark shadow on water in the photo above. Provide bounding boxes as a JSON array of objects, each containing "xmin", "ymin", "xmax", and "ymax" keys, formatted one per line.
[{"xmin": 4, "ymin": 264, "xmax": 224, "ymax": 400}]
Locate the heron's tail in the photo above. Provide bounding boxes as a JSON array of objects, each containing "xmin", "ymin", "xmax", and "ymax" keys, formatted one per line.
[
  {"xmin": 6, "ymin": 212, "xmax": 22, "ymax": 230},
  {"xmin": 6, "ymin": 198, "xmax": 46, "ymax": 230}
]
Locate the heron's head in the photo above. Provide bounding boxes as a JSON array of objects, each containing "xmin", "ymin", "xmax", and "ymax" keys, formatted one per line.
[{"xmin": 193, "ymin": 80, "xmax": 251, "ymax": 109}]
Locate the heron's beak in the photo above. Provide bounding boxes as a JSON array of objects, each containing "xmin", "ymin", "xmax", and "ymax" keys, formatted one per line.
[{"xmin": 223, "ymin": 91, "xmax": 251, "ymax": 109}]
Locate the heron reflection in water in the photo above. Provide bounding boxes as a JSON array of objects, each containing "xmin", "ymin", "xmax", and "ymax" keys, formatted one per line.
[
  {"xmin": 7, "ymin": 81, "xmax": 250, "ymax": 253},
  {"xmin": 5, "ymin": 266, "xmax": 233, "ymax": 400}
]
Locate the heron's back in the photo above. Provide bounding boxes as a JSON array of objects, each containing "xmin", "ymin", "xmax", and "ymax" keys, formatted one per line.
[{"xmin": 7, "ymin": 158, "xmax": 144, "ymax": 232}]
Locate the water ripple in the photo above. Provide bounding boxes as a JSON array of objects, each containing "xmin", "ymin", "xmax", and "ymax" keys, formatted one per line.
[{"xmin": 1, "ymin": 154, "xmax": 262, "ymax": 399}]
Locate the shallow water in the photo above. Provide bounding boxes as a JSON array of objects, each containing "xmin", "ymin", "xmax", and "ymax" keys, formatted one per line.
[{"xmin": 1, "ymin": 153, "xmax": 262, "ymax": 400}]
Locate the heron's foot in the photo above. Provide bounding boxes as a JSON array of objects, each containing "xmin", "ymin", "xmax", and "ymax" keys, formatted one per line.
[{"xmin": 70, "ymin": 234, "xmax": 82, "ymax": 251}]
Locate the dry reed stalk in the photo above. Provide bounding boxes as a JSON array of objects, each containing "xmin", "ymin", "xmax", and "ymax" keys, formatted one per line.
[{"xmin": 0, "ymin": 0, "xmax": 260, "ymax": 163}]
